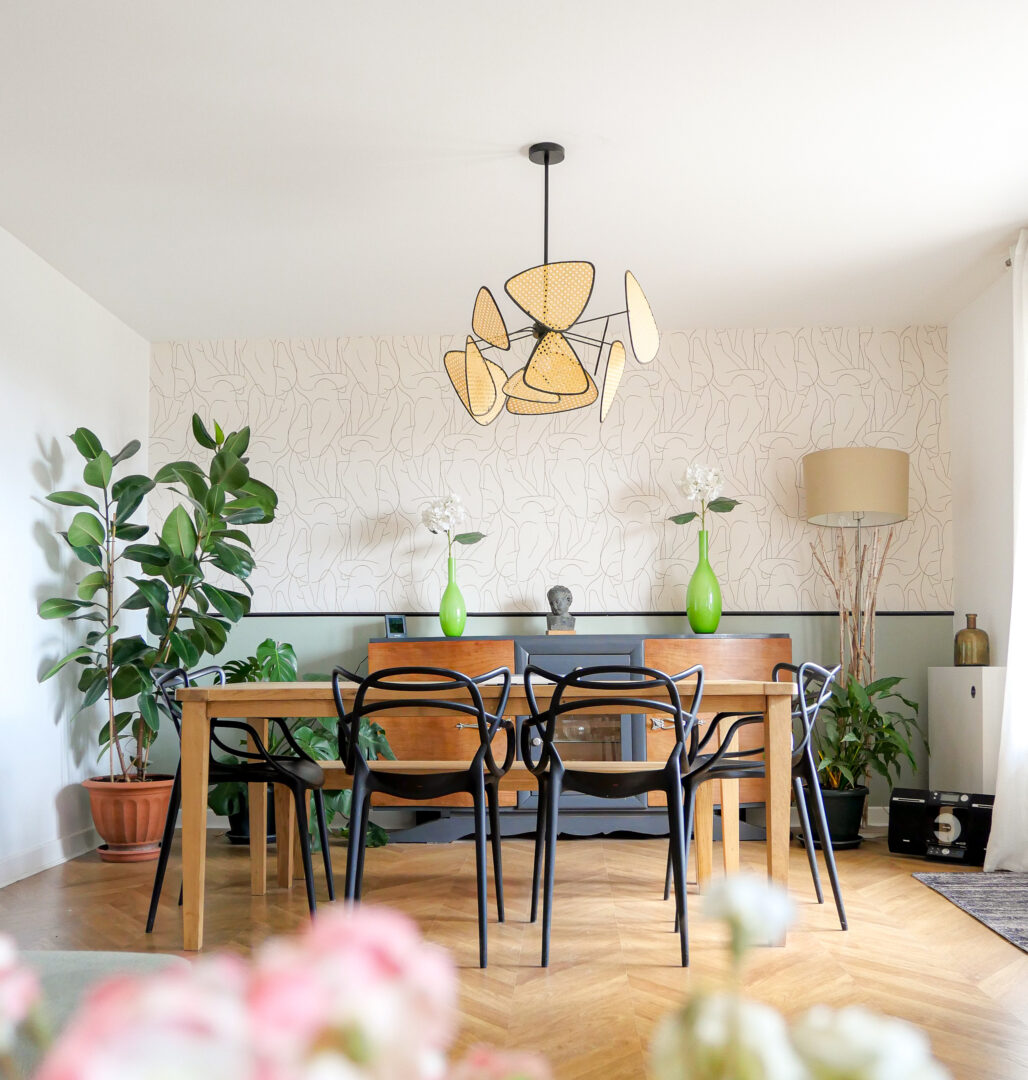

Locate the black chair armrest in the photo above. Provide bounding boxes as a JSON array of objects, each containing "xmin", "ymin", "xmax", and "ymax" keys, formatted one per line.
[
  {"xmin": 484, "ymin": 718, "xmax": 516, "ymax": 778},
  {"xmin": 688, "ymin": 714, "xmax": 766, "ymax": 780},
  {"xmin": 266, "ymin": 717, "xmax": 318, "ymax": 762}
]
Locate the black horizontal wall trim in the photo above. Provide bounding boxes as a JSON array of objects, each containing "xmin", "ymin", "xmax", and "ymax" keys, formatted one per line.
[{"xmin": 245, "ymin": 610, "xmax": 954, "ymax": 619}]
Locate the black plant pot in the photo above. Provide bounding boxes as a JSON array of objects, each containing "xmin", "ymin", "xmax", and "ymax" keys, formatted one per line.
[
  {"xmin": 225, "ymin": 788, "xmax": 276, "ymax": 845},
  {"xmin": 803, "ymin": 785, "xmax": 868, "ymax": 851}
]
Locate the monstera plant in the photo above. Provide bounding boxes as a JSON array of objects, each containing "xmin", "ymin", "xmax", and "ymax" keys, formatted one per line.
[{"xmin": 38, "ymin": 416, "xmax": 277, "ymax": 860}]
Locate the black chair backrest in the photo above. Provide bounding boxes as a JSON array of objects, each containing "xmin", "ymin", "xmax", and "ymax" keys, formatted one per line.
[
  {"xmin": 332, "ymin": 665, "xmax": 513, "ymax": 776},
  {"xmin": 772, "ymin": 661, "xmax": 839, "ymax": 759},
  {"xmin": 522, "ymin": 663, "xmax": 703, "ymax": 774},
  {"xmin": 154, "ymin": 666, "xmax": 226, "ymax": 736}
]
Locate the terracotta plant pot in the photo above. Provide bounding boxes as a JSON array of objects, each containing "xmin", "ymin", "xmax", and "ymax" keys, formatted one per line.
[{"xmin": 81, "ymin": 775, "xmax": 175, "ymax": 863}]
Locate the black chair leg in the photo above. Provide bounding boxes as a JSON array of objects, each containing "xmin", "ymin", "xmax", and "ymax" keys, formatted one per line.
[
  {"xmin": 803, "ymin": 757, "xmax": 848, "ymax": 930},
  {"xmin": 541, "ymin": 771, "xmax": 563, "ymax": 968},
  {"xmin": 292, "ymin": 786, "xmax": 317, "ymax": 916},
  {"xmin": 485, "ymin": 780, "xmax": 504, "ymax": 923},
  {"xmin": 472, "ymin": 776, "xmax": 489, "ymax": 968},
  {"xmin": 667, "ymin": 780, "xmax": 690, "ymax": 966},
  {"xmin": 313, "ymin": 788, "xmax": 335, "ymax": 901},
  {"xmin": 794, "ymin": 774, "xmax": 824, "ymax": 903},
  {"xmin": 354, "ymin": 791, "xmax": 372, "ymax": 902},
  {"xmin": 663, "ymin": 843, "xmax": 673, "ymax": 901},
  {"xmin": 344, "ymin": 776, "xmax": 366, "ymax": 902},
  {"xmin": 530, "ymin": 776, "xmax": 547, "ymax": 924},
  {"xmin": 146, "ymin": 767, "xmax": 181, "ymax": 933}
]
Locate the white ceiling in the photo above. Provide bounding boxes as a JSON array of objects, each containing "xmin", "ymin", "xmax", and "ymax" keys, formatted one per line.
[{"xmin": 2, "ymin": 1, "xmax": 1027, "ymax": 341}]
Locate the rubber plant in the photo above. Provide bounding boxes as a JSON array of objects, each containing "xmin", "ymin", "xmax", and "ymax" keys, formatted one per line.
[
  {"xmin": 38, "ymin": 416, "xmax": 277, "ymax": 783},
  {"xmin": 211, "ymin": 639, "xmax": 394, "ymax": 847}
]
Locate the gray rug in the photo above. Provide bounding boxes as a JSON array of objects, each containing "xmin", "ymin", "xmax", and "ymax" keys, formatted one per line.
[{"xmin": 914, "ymin": 872, "xmax": 1028, "ymax": 953}]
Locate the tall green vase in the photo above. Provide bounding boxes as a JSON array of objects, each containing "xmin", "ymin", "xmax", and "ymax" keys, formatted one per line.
[
  {"xmin": 439, "ymin": 556, "xmax": 467, "ymax": 638},
  {"xmin": 686, "ymin": 530, "xmax": 722, "ymax": 634}
]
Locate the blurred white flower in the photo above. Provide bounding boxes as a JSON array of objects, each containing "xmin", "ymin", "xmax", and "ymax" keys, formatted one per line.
[
  {"xmin": 651, "ymin": 993, "xmax": 807, "ymax": 1080},
  {"xmin": 792, "ymin": 1006, "xmax": 951, "ymax": 1080},
  {"xmin": 422, "ymin": 494, "xmax": 467, "ymax": 535},
  {"xmin": 703, "ymin": 874, "xmax": 795, "ymax": 957},
  {"xmin": 0, "ymin": 933, "xmax": 41, "ymax": 1053},
  {"xmin": 679, "ymin": 463, "xmax": 723, "ymax": 504}
]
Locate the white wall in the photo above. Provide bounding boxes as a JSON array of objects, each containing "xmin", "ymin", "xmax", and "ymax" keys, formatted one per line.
[
  {"xmin": 0, "ymin": 226, "xmax": 149, "ymax": 886},
  {"xmin": 948, "ymin": 273, "xmax": 1014, "ymax": 662}
]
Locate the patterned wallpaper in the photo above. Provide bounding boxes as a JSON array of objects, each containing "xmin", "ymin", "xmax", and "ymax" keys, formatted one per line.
[{"xmin": 149, "ymin": 328, "xmax": 950, "ymax": 613}]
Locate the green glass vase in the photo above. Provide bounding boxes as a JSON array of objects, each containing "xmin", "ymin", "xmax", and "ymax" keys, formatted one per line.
[
  {"xmin": 686, "ymin": 530, "xmax": 722, "ymax": 634},
  {"xmin": 439, "ymin": 556, "xmax": 467, "ymax": 638}
]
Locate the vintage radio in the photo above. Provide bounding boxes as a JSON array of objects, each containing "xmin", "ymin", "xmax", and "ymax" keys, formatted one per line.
[{"xmin": 888, "ymin": 787, "xmax": 994, "ymax": 864}]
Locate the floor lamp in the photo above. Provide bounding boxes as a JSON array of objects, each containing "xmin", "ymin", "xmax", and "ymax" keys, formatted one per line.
[{"xmin": 803, "ymin": 447, "xmax": 910, "ymax": 685}]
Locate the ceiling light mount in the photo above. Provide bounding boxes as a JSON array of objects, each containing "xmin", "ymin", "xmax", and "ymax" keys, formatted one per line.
[{"xmin": 442, "ymin": 142, "xmax": 659, "ymax": 425}]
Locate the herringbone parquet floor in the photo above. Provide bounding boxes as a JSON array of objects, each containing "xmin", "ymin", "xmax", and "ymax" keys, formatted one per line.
[{"xmin": 2, "ymin": 834, "xmax": 1027, "ymax": 1079}]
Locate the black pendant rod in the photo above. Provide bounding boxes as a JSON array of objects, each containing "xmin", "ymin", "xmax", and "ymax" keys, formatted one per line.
[{"xmin": 543, "ymin": 150, "xmax": 549, "ymax": 265}]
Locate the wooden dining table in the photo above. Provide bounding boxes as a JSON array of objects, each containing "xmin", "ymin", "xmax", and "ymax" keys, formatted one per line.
[{"xmin": 175, "ymin": 677, "xmax": 796, "ymax": 951}]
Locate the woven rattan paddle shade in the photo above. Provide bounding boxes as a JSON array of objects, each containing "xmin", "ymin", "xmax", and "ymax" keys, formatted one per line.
[
  {"xmin": 444, "ymin": 348, "xmax": 507, "ymax": 426},
  {"xmin": 472, "ymin": 286, "xmax": 509, "ymax": 350},
  {"xmin": 523, "ymin": 331, "xmax": 588, "ymax": 395},
  {"xmin": 502, "ymin": 368, "xmax": 560, "ymax": 403},
  {"xmin": 625, "ymin": 271, "xmax": 658, "ymax": 363},
  {"xmin": 505, "ymin": 261, "xmax": 595, "ymax": 331},
  {"xmin": 600, "ymin": 340, "xmax": 626, "ymax": 421},
  {"xmin": 505, "ymin": 370, "xmax": 598, "ymax": 415},
  {"xmin": 464, "ymin": 337, "xmax": 497, "ymax": 415}
]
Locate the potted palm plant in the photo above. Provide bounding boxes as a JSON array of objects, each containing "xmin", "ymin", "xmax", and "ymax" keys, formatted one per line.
[
  {"xmin": 810, "ymin": 674, "xmax": 923, "ymax": 848},
  {"xmin": 38, "ymin": 416, "xmax": 277, "ymax": 860}
]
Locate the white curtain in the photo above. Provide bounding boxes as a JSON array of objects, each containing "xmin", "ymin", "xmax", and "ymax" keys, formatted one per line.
[{"xmin": 986, "ymin": 228, "xmax": 1028, "ymax": 872}]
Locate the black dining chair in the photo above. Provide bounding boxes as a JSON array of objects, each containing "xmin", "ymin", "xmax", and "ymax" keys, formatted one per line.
[
  {"xmin": 521, "ymin": 664, "xmax": 704, "ymax": 967},
  {"xmin": 662, "ymin": 660, "xmax": 846, "ymax": 929},
  {"xmin": 331, "ymin": 665, "xmax": 514, "ymax": 968},
  {"xmin": 146, "ymin": 665, "xmax": 334, "ymax": 932}
]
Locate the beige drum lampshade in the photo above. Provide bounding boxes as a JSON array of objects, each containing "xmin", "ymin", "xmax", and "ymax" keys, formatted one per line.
[{"xmin": 803, "ymin": 447, "xmax": 909, "ymax": 527}]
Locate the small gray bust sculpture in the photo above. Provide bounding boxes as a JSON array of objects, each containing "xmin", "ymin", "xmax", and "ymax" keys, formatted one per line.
[{"xmin": 546, "ymin": 584, "xmax": 575, "ymax": 630}]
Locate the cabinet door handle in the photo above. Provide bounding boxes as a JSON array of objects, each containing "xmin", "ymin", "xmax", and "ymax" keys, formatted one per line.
[
  {"xmin": 970, "ymin": 685, "xmax": 977, "ymax": 699},
  {"xmin": 454, "ymin": 722, "xmax": 477, "ymax": 730},
  {"xmin": 532, "ymin": 736, "xmax": 542, "ymax": 747},
  {"xmin": 651, "ymin": 718, "xmax": 669, "ymax": 730}
]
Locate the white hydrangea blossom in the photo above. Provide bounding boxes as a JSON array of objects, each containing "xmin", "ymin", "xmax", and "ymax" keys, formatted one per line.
[
  {"xmin": 651, "ymin": 993, "xmax": 807, "ymax": 1080},
  {"xmin": 422, "ymin": 494, "xmax": 467, "ymax": 536},
  {"xmin": 679, "ymin": 462, "xmax": 724, "ymax": 504},
  {"xmin": 703, "ymin": 873, "xmax": 795, "ymax": 955},
  {"xmin": 792, "ymin": 1005, "xmax": 951, "ymax": 1080}
]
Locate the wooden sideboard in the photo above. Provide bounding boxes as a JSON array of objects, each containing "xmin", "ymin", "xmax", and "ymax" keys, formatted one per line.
[{"xmin": 367, "ymin": 634, "xmax": 791, "ymax": 812}]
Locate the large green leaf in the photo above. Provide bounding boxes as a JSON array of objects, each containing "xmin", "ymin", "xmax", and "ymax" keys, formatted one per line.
[
  {"xmin": 38, "ymin": 597, "xmax": 93, "ymax": 619},
  {"xmin": 122, "ymin": 543, "xmax": 170, "ymax": 566},
  {"xmin": 46, "ymin": 490, "xmax": 100, "ymax": 511},
  {"xmin": 70, "ymin": 427, "xmax": 103, "ymax": 460},
  {"xmin": 453, "ymin": 531, "xmax": 485, "ymax": 545},
  {"xmin": 126, "ymin": 576, "xmax": 169, "ymax": 613},
  {"xmin": 161, "ymin": 505, "xmax": 198, "ymax": 558},
  {"xmin": 191, "ymin": 414, "xmax": 218, "ymax": 450},
  {"xmin": 239, "ymin": 477, "xmax": 277, "ymax": 516},
  {"xmin": 40, "ymin": 646, "xmax": 96, "ymax": 681},
  {"xmin": 255, "ymin": 638, "xmax": 298, "ymax": 681},
  {"xmin": 80, "ymin": 674, "xmax": 109, "ymax": 709},
  {"xmin": 138, "ymin": 690, "xmax": 161, "ymax": 734},
  {"xmin": 62, "ymin": 535, "xmax": 103, "ymax": 566},
  {"xmin": 111, "ymin": 665, "xmax": 144, "ymax": 700},
  {"xmin": 209, "ymin": 450, "xmax": 249, "ymax": 489},
  {"xmin": 112, "ymin": 474, "xmax": 155, "ymax": 521},
  {"xmin": 82, "ymin": 451, "xmax": 114, "ymax": 489},
  {"xmin": 707, "ymin": 497, "xmax": 740, "ymax": 514},
  {"xmin": 199, "ymin": 583, "xmax": 245, "ymax": 622},
  {"xmin": 668, "ymin": 511, "xmax": 698, "ymax": 525},
  {"xmin": 112, "ymin": 522, "xmax": 148, "ymax": 541},
  {"xmin": 77, "ymin": 571, "xmax": 108, "ymax": 601},
  {"xmin": 221, "ymin": 499, "xmax": 269, "ymax": 525},
  {"xmin": 67, "ymin": 512, "xmax": 105, "ymax": 548},
  {"xmin": 168, "ymin": 630, "xmax": 200, "ymax": 668},
  {"xmin": 154, "ymin": 461, "xmax": 208, "ymax": 503},
  {"xmin": 111, "ymin": 635, "xmax": 151, "ymax": 665},
  {"xmin": 110, "ymin": 439, "xmax": 142, "ymax": 465},
  {"xmin": 223, "ymin": 427, "xmax": 250, "ymax": 459}
]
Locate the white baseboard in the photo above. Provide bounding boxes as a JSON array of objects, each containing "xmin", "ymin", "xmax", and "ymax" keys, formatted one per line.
[{"xmin": 0, "ymin": 826, "xmax": 100, "ymax": 889}]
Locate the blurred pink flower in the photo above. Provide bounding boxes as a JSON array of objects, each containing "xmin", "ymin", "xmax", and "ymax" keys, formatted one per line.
[
  {"xmin": 448, "ymin": 1046, "xmax": 552, "ymax": 1080},
  {"xmin": 0, "ymin": 934, "xmax": 41, "ymax": 1052}
]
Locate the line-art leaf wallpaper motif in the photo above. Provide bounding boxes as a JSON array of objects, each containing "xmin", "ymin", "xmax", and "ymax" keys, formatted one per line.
[{"xmin": 150, "ymin": 327, "xmax": 950, "ymax": 613}]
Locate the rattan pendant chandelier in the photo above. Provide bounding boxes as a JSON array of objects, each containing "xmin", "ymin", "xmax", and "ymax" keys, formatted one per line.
[{"xmin": 444, "ymin": 142, "xmax": 659, "ymax": 424}]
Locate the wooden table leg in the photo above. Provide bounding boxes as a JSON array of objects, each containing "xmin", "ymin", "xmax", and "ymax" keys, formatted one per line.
[
  {"xmin": 275, "ymin": 785, "xmax": 296, "ymax": 888},
  {"xmin": 180, "ymin": 701, "xmax": 211, "ymax": 951},
  {"xmin": 694, "ymin": 781, "xmax": 715, "ymax": 890},
  {"xmin": 719, "ymin": 717, "xmax": 740, "ymax": 875},
  {"xmin": 765, "ymin": 692, "xmax": 792, "ymax": 902},
  {"xmin": 248, "ymin": 720, "xmax": 268, "ymax": 895}
]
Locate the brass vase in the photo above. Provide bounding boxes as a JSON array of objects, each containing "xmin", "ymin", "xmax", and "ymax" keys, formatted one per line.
[{"xmin": 954, "ymin": 613, "xmax": 990, "ymax": 666}]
